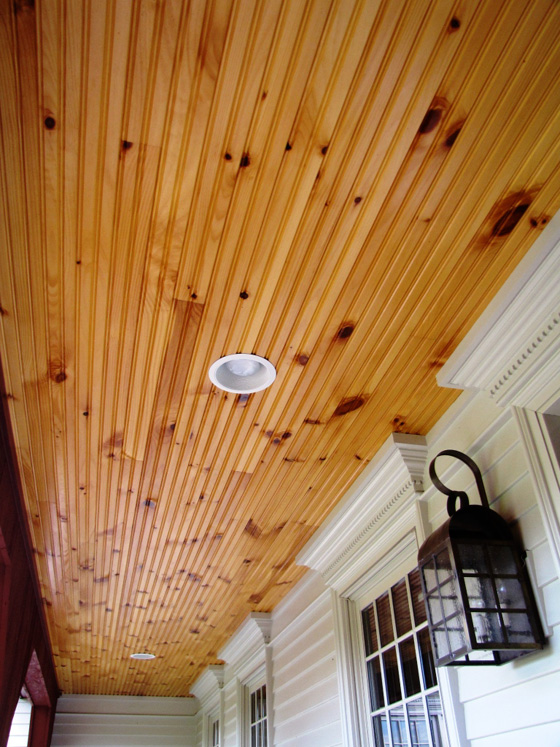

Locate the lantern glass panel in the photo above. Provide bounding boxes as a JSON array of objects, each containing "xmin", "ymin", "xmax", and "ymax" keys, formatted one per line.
[
  {"xmin": 409, "ymin": 569, "xmax": 427, "ymax": 625},
  {"xmin": 426, "ymin": 592, "xmax": 443, "ymax": 625},
  {"xmin": 457, "ymin": 543, "xmax": 488, "ymax": 575},
  {"xmin": 422, "ymin": 558, "xmax": 438, "ymax": 595},
  {"xmin": 434, "ymin": 547, "xmax": 453, "ymax": 583},
  {"xmin": 440, "ymin": 578, "xmax": 462, "ymax": 618},
  {"xmin": 503, "ymin": 612, "xmax": 533, "ymax": 643},
  {"xmin": 472, "ymin": 611, "xmax": 504, "ymax": 644},
  {"xmin": 464, "ymin": 575, "xmax": 497, "ymax": 609},
  {"xmin": 447, "ymin": 619, "xmax": 467, "ymax": 655},
  {"xmin": 433, "ymin": 626, "xmax": 450, "ymax": 661},
  {"xmin": 488, "ymin": 544, "xmax": 517, "ymax": 575},
  {"xmin": 495, "ymin": 578, "xmax": 526, "ymax": 609}
]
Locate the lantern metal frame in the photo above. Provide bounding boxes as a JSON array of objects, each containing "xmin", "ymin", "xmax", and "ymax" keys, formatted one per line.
[{"xmin": 418, "ymin": 450, "xmax": 545, "ymax": 666}]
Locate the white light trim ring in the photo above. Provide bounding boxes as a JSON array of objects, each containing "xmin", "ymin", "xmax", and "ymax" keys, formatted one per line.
[
  {"xmin": 130, "ymin": 652, "xmax": 156, "ymax": 660},
  {"xmin": 208, "ymin": 354, "xmax": 276, "ymax": 393}
]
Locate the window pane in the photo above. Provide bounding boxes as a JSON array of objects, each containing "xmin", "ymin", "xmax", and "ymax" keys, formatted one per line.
[
  {"xmin": 251, "ymin": 691, "xmax": 256, "ymax": 723},
  {"xmin": 418, "ymin": 628, "xmax": 436, "ymax": 689},
  {"xmin": 383, "ymin": 646, "xmax": 402, "ymax": 704},
  {"xmin": 261, "ymin": 685, "xmax": 267, "ymax": 718},
  {"xmin": 373, "ymin": 714, "xmax": 390, "ymax": 747},
  {"xmin": 409, "ymin": 569, "xmax": 427, "ymax": 625},
  {"xmin": 363, "ymin": 604, "xmax": 379, "ymax": 656},
  {"xmin": 377, "ymin": 593, "xmax": 394, "ymax": 646},
  {"xmin": 427, "ymin": 693, "xmax": 449, "ymax": 747},
  {"xmin": 367, "ymin": 656, "xmax": 385, "ymax": 711},
  {"xmin": 364, "ymin": 574, "xmax": 448, "ymax": 747},
  {"xmin": 399, "ymin": 636, "xmax": 420, "ymax": 696},
  {"xmin": 251, "ymin": 724, "xmax": 256, "ymax": 747},
  {"xmin": 392, "ymin": 580, "xmax": 412, "ymax": 636},
  {"xmin": 407, "ymin": 698, "xmax": 429, "ymax": 747},
  {"xmin": 390, "ymin": 705, "xmax": 409, "ymax": 747}
]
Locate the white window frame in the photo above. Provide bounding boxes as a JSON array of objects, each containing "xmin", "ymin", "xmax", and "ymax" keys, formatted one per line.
[
  {"xmin": 353, "ymin": 563, "xmax": 450, "ymax": 747},
  {"xmin": 246, "ymin": 679, "xmax": 268, "ymax": 747},
  {"xmin": 225, "ymin": 612, "xmax": 273, "ymax": 747},
  {"xmin": 207, "ymin": 707, "xmax": 221, "ymax": 747}
]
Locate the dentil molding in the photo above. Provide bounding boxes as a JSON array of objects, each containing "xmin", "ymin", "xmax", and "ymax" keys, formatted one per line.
[
  {"xmin": 296, "ymin": 432, "xmax": 427, "ymax": 591},
  {"xmin": 438, "ymin": 211, "xmax": 560, "ymax": 414}
]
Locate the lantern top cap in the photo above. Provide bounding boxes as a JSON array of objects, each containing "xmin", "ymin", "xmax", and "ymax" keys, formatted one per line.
[{"xmin": 417, "ymin": 503, "xmax": 512, "ymax": 565}]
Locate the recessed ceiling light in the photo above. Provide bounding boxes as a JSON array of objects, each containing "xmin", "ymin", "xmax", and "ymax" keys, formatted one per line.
[
  {"xmin": 208, "ymin": 354, "xmax": 276, "ymax": 394},
  {"xmin": 130, "ymin": 652, "xmax": 156, "ymax": 660}
]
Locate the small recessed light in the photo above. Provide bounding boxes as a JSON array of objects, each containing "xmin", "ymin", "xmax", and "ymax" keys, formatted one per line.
[
  {"xmin": 130, "ymin": 652, "xmax": 156, "ymax": 660},
  {"xmin": 208, "ymin": 354, "xmax": 276, "ymax": 393}
]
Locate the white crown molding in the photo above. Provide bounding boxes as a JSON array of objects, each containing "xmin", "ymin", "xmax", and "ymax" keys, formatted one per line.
[
  {"xmin": 208, "ymin": 664, "xmax": 225, "ymax": 689},
  {"xmin": 190, "ymin": 664, "xmax": 225, "ymax": 711},
  {"xmin": 218, "ymin": 612, "xmax": 271, "ymax": 684},
  {"xmin": 296, "ymin": 433, "xmax": 427, "ymax": 591},
  {"xmin": 55, "ymin": 694, "xmax": 198, "ymax": 716},
  {"xmin": 438, "ymin": 210, "xmax": 560, "ymax": 413}
]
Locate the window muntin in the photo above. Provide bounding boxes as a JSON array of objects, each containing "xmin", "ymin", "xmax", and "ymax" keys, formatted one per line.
[
  {"xmin": 249, "ymin": 684, "xmax": 267, "ymax": 747},
  {"xmin": 361, "ymin": 569, "xmax": 449, "ymax": 747}
]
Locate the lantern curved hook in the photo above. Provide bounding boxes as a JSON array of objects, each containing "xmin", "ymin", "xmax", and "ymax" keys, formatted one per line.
[{"xmin": 429, "ymin": 449, "xmax": 490, "ymax": 517}]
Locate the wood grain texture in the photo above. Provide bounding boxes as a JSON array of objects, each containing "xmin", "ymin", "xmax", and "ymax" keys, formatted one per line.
[{"xmin": 1, "ymin": 0, "xmax": 560, "ymax": 696}]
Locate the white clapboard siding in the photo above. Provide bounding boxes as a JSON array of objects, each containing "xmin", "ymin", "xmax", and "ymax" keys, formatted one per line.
[
  {"xmin": 195, "ymin": 712, "xmax": 203, "ymax": 746},
  {"xmin": 51, "ymin": 696, "xmax": 197, "ymax": 747},
  {"xmin": 425, "ymin": 393, "xmax": 560, "ymax": 746},
  {"xmin": 222, "ymin": 681, "xmax": 238, "ymax": 747},
  {"xmin": 272, "ymin": 589, "xmax": 342, "ymax": 747},
  {"xmin": 51, "ymin": 714, "xmax": 197, "ymax": 746},
  {"xmin": 7, "ymin": 699, "xmax": 32, "ymax": 747}
]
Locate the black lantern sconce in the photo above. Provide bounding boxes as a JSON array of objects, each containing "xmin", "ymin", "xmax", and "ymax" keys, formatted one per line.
[{"xmin": 417, "ymin": 450, "xmax": 545, "ymax": 666}]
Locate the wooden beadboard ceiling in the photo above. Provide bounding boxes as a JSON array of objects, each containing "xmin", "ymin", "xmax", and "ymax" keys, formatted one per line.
[{"xmin": 1, "ymin": 0, "xmax": 560, "ymax": 697}]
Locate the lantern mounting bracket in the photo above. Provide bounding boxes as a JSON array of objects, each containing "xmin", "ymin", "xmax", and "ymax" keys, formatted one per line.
[{"xmin": 429, "ymin": 449, "xmax": 490, "ymax": 516}]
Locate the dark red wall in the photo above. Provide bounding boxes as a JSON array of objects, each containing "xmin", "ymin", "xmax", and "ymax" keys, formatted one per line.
[{"xmin": 0, "ymin": 386, "xmax": 59, "ymax": 746}]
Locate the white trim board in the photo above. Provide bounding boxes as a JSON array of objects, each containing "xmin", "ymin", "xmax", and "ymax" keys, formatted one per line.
[
  {"xmin": 296, "ymin": 433, "xmax": 427, "ymax": 591},
  {"xmin": 55, "ymin": 694, "xmax": 199, "ymax": 716},
  {"xmin": 218, "ymin": 612, "xmax": 271, "ymax": 685}
]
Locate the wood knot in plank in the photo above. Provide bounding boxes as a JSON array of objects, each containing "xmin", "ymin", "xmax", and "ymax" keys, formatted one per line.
[{"xmin": 333, "ymin": 395, "xmax": 367, "ymax": 417}]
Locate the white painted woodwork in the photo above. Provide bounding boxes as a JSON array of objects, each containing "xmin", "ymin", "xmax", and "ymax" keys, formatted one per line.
[
  {"xmin": 7, "ymin": 699, "xmax": 32, "ymax": 747},
  {"xmin": 438, "ymin": 212, "xmax": 560, "ymax": 413},
  {"xmin": 51, "ymin": 695, "xmax": 198, "ymax": 747}
]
